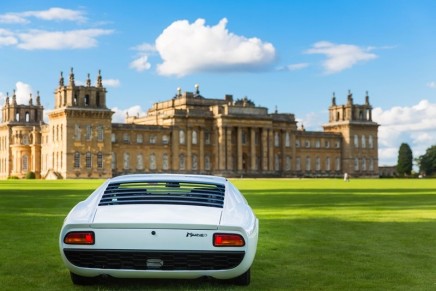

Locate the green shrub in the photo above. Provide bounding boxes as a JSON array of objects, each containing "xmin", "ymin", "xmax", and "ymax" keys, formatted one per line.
[{"xmin": 25, "ymin": 171, "xmax": 36, "ymax": 179}]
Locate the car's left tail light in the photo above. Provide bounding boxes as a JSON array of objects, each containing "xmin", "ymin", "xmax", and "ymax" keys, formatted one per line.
[
  {"xmin": 64, "ymin": 231, "xmax": 95, "ymax": 245},
  {"xmin": 213, "ymin": 233, "xmax": 245, "ymax": 247}
]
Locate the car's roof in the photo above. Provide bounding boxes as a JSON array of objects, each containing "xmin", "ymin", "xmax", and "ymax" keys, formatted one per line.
[{"xmin": 108, "ymin": 174, "xmax": 228, "ymax": 184}]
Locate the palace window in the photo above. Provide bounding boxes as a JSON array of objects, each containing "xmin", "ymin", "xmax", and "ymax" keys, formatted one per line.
[
  {"xmin": 335, "ymin": 157, "xmax": 341, "ymax": 171},
  {"xmin": 354, "ymin": 158, "xmax": 359, "ymax": 171},
  {"xmin": 305, "ymin": 156, "xmax": 311, "ymax": 171},
  {"xmin": 305, "ymin": 140, "xmax": 310, "ymax": 148},
  {"xmin": 205, "ymin": 155, "xmax": 211, "ymax": 170},
  {"xmin": 326, "ymin": 157, "xmax": 331, "ymax": 171},
  {"xmin": 111, "ymin": 133, "xmax": 116, "ymax": 142},
  {"xmin": 162, "ymin": 134, "xmax": 169, "ymax": 144},
  {"xmin": 296, "ymin": 157, "xmax": 301, "ymax": 171},
  {"xmin": 149, "ymin": 135, "xmax": 157, "ymax": 144},
  {"xmin": 74, "ymin": 125, "xmax": 81, "ymax": 141},
  {"xmin": 97, "ymin": 152, "xmax": 103, "ymax": 169},
  {"xmin": 123, "ymin": 152, "xmax": 130, "ymax": 169},
  {"xmin": 362, "ymin": 158, "xmax": 366, "ymax": 171},
  {"xmin": 162, "ymin": 153, "xmax": 169, "ymax": 170},
  {"xmin": 111, "ymin": 153, "xmax": 116, "ymax": 170},
  {"xmin": 86, "ymin": 126, "xmax": 92, "ymax": 141},
  {"xmin": 369, "ymin": 159, "xmax": 374, "ymax": 171},
  {"xmin": 192, "ymin": 130, "xmax": 198, "ymax": 145},
  {"xmin": 179, "ymin": 130, "xmax": 185, "ymax": 144},
  {"xmin": 316, "ymin": 157, "xmax": 321, "ymax": 171},
  {"xmin": 354, "ymin": 135, "xmax": 359, "ymax": 148},
  {"xmin": 285, "ymin": 156, "xmax": 291, "ymax": 171},
  {"xmin": 123, "ymin": 133, "xmax": 130, "ymax": 143},
  {"xmin": 274, "ymin": 132, "xmax": 280, "ymax": 147},
  {"xmin": 369, "ymin": 135, "xmax": 374, "ymax": 149},
  {"xmin": 97, "ymin": 126, "xmax": 104, "ymax": 142},
  {"xmin": 179, "ymin": 154, "xmax": 185, "ymax": 170},
  {"xmin": 136, "ymin": 134, "xmax": 143, "ymax": 144},
  {"xmin": 242, "ymin": 131, "xmax": 247, "ymax": 145},
  {"xmin": 74, "ymin": 152, "xmax": 80, "ymax": 168},
  {"xmin": 362, "ymin": 135, "xmax": 366, "ymax": 148},
  {"xmin": 285, "ymin": 132, "xmax": 290, "ymax": 147},
  {"xmin": 296, "ymin": 139, "xmax": 300, "ymax": 148},
  {"xmin": 136, "ymin": 154, "xmax": 144, "ymax": 170},
  {"xmin": 22, "ymin": 155, "xmax": 28, "ymax": 172},
  {"xmin": 274, "ymin": 154, "xmax": 280, "ymax": 171},
  {"xmin": 149, "ymin": 153, "xmax": 156, "ymax": 170},
  {"xmin": 315, "ymin": 140, "xmax": 321, "ymax": 148},
  {"xmin": 204, "ymin": 132, "xmax": 211, "ymax": 145},
  {"xmin": 86, "ymin": 152, "xmax": 92, "ymax": 169},
  {"xmin": 325, "ymin": 140, "xmax": 330, "ymax": 148},
  {"xmin": 192, "ymin": 154, "xmax": 198, "ymax": 170}
]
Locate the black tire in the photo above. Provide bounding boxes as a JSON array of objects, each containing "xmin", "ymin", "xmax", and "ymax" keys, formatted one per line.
[
  {"xmin": 232, "ymin": 268, "xmax": 251, "ymax": 286},
  {"xmin": 70, "ymin": 272, "xmax": 96, "ymax": 285}
]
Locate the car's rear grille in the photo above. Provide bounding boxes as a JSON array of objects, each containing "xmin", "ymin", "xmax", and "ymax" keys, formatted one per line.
[
  {"xmin": 64, "ymin": 249, "xmax": 245, "ymax": 271},
  {"xmin": 99, "ymin": 181, "xmax": 225, "ymax": 208}
]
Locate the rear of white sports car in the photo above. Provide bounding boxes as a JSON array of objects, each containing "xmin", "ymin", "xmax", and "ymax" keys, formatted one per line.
[{"xmin": 59, "ymin": 174, "xmax": 259, "ymax": 285}]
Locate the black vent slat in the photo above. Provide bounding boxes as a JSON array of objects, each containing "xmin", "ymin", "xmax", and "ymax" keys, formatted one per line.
[
  {"xmin": 99, "ymin": 181, "xmax": 225, "ymax": 208},
  {"xmin": 64, "ymin": 249, "xmax": 244, "ymax": 271}
]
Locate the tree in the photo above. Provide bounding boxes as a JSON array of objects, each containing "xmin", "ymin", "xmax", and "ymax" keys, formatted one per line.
[
  {"xmin": 418, "ymin": 145, "xmax": 436, "ymax": 176},
  {"xmin": 397, "ymin": 143, "xmax": 413, "ymax": 176}
]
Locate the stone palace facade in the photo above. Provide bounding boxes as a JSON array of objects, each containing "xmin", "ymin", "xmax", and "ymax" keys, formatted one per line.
[{"xmin": 0, "ymin": 69, "xmax": 379, "ymax": 179}]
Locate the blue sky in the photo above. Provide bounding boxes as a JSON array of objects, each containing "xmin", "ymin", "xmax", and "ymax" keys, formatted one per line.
[{"xmin": 1, "ymin": 0, "xmax": 436, "ymax": 167}]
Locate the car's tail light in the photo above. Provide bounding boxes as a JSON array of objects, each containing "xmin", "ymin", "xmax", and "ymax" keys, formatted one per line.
[
  {"xmin": 213, "ymin": 233, "xmax": 245, "ymax": 247},
  {"xmin": 64, "ymin": 231, "xmax": 95, "ymax": 245}
]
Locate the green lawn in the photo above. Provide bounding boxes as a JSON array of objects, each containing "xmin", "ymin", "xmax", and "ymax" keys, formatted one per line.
[{"xmin": 1, "ymin": 178, "xmax": 435, "ymax": 290}]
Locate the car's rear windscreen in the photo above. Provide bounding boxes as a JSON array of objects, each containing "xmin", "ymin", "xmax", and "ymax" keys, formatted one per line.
[{"xmin": 99, "ymin": 181, "xmax": 225, "ymax": 208}]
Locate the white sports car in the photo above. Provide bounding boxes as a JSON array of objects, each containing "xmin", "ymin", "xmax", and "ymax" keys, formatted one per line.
[{"xmin": 59, "ymin": 174, "xmax": 259, "ymax": 285}]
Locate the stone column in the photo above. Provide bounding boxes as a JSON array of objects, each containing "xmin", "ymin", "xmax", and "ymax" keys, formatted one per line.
[
  {"xmin": 186, "ymin": 128, "xmax": 192, "ymax": 170},
  {"xmin": 250, "ymin": 128, "xmax": 256, "ymax": 171},
  {"xmin": 218, "ymin": 126, "xmax": 226, "ymax": 171},
  {"xmin": 237, "ymin": 127, "xmax": 242, "ymax": 171},
  {"xmin": 268, "ymin": 129, "xmax": 274, "ymax": 171},
  {"xmin": 199, "ymin": 128, "xmax": 204, "ymax": 171},
  {"xmin": 261, "ymin": 128, "xmax": 268, "ymax": 171},
  {"xmin": 226, "ymin": 127, "xmax": 232, "ymax": 170}
]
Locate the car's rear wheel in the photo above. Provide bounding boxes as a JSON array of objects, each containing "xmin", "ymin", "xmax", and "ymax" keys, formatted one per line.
[
  {"xmin": 70, "ymin": 272, "xmax": 96, "ymax": 285},
  {"xmin": 232, "ymin": 268, "xmax": 251, "ymax": 286}
]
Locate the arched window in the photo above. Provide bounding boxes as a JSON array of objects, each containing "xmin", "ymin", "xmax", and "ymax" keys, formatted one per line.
[
  {"xmin": 22, "ymin": 155, "xmax": 28, "ymax": 172},
  {"xmin": 162, "ymin": 153, "xmax": 169, "ymax": 170},
  {"xmin": 285, "ymin": 132, "xmax": 290, "ymax": 147},
  {"xmin": 123, "ymin": 153, "xmax": 130, "ymax": 170},
  {"xmin": 179, "ymin": 130, "xmax": 185, "ymax": 144},
  {"xmin": 275, "ymin": 154, "xmax": 280, "ymax": 171},
  {"xmin": 84, "ymin": 94, "xmax": 90, "ymax": 106},
  {"xmin": 305, "ymin": 156, "xmax": 311, "ymax": 171},
  {"xmin": 192, "ymin": 154, "xmax": 198, "ymax": 170},
  {"xmin": 179, "ymin": 154, "xmax": 185, "ymax": 170},
  {"xmin": 274, "ymin": 132, "xmax": 280, "ymax": 147},
  {"xmin": 25, "ymin": 112, "xmax": 30, "ymax": 122},
  {"xmin": 296, "ymin": 157, "xmax": 301, "ymax": 171},
  {"xmin": 205, "ymin": 155, "xmax": 211, "ymax": 170},
  {"xmin": 192, "ymin": 130, "xmax": 198, "ymax": 145},
  {"xmin": 149, "ymin": 154, "xmax": 156, "ymax": 170}
]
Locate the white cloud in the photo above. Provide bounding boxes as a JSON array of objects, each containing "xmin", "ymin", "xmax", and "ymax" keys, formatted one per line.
[
  {"xmin": 14, "ymin": 81, "xmax": 34, "ymax": 105},
  {"xmin": 0, "ymin": 7, "xmax": 86, "ymax": 24},
  {"xmin": 154, "ymin": 18, "xmax": 276, "ymax": 76},
  {"xmin": 17, "ymin": 29, "xmax": 113, "ymax": 50},
  {"xmin": 426, "ymin": 81, "xmax": 436, "ymax": 88},
  {"xmin": 102, "ymin": 79, "xmax": 121, "ymax": 88},
  {"xmin": 129, "ymin": 55, "xmax": 151, "ymax": 72},
  {"xmin": 0, "ymin": 29, "xmax": 17, "ymax": 46},
  {"xmin": 286, "ymin": 63, "xmax": 309, "ymax": 71},
  {"xmin": 373, "ymin": 99, "xmax": 436, "ymax": 165},
  {"xmin": 305, "ymin": 41, "xmax": 377, "ymax": 74},
  {"xmin": 111, "ymin": 105, "xmax": 146, "ymax": 123}
]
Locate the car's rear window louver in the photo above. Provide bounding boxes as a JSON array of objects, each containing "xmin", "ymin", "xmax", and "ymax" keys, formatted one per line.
[{"xmin": 99, "ymin": 181, "xmax": 225, "ymax": 208}]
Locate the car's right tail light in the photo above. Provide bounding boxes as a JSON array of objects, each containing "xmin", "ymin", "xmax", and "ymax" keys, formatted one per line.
[
  {"xmin": 213, "ymin": 233, "xmax": 245, "ymax": 247},
  {"xmin": 64, "ymin": 231, "xmax": 95, "ymax": 245}
]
